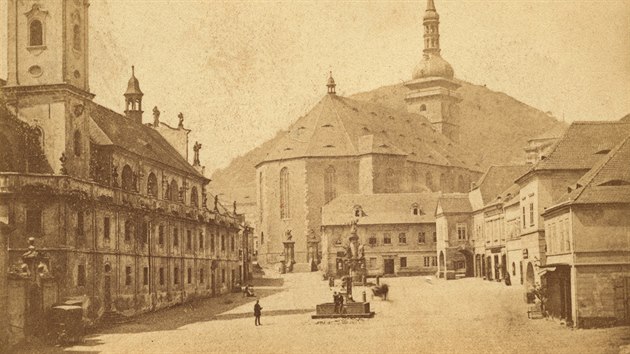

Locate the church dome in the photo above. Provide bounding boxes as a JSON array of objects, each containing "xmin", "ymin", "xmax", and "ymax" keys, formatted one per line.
[{"xmin": 412, "ymin": 54, "xmax": 454, "ymax": 80}]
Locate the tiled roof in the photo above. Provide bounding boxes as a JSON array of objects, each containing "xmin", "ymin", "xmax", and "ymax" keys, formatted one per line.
[
  {"xmin": 89, "ymin": 103, "xmax": 204, "ymax": 179},
  {"xmin": 522, "ymin": 121, "xmax": 630, "ymax": 176},
  {"xmin": 551, "ymin": 136, "xmax": 630, "ymax": 207},
  {"xmin": 436, "ymin": 193, "xmax": 472, "ymax": 214},
  {"xmin": 259, "ymin": 94, "xmax": 481, "ymax": 171},
  {"xmin": 473, "ymin": 165, "xmax": 530, "ymax": 205},
  {"xmin": 528, "ymin": 124, "xmax": 566, "ymax": 142},
  {"xmin": 321, "ymin": 193, "xmax": 439, "ymax": 226}
]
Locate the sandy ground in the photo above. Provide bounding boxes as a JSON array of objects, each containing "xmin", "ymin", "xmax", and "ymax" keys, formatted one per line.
[{"xmin": 11, "ymin": 271, "xmax": 630, "ymax": 354}]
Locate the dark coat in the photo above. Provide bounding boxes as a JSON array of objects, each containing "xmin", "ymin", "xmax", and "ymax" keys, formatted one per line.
[{"xmin": 254, "ymin": 303, "xmax": 262, "ymax": 316}]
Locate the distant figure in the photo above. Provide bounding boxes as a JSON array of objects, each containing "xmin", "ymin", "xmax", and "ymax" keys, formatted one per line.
[
  {"xmin": 328, "ymin": 275, "xmax": 335, "ymax": 288},
  {"xmin": 333, "ymin": 292, "xmax": 340, "ymax": 313},
  {"xmin": 254, "ymin": 300, "xmax": 263, "ymax": 326},
  {"xmin": 504, "ymin": 273, "xmax": 512, "ymax": 286},
  {"xmin": 338, "ymin": 291, "xmax": 345, "ymax": 313}
]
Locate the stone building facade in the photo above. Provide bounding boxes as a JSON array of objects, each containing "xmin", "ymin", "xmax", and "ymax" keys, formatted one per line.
[
  {"xmin": 256, "ymin": 0, "xmax": 482, "ymax": 271},
  {"xmin": 321, "ymin": 193, "xmax": 439, "ymax": 277},
  {"xmin": 0, "ymin": 0, "xmax": 247, "ymax": 330}
]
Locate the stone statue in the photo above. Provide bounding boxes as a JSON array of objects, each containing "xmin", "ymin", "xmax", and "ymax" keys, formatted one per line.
[
  {"xmin": 350, "ymin": 218, "xmax": 359, "ymax": 235},
  {"xmin": 193, "ymin": 141, "xmax": 202, "ymax": 166},
  {"xmin": 59, "ymin": 153, "xmax": 68, "ymax": 175},
  {"xmin": 178, "ymin": 112, "xmax": 184, "ymax": 128},
  {"xmin": 153, "ymin": 106, "xmax": 160, "ymax": 127},
  {"xmin": 285, "ymin": 229, "xmax": 293, "ymax": 241},
  {"xmin": 307, "ymin": 229, "xmax": 317, "ymax": 242}
]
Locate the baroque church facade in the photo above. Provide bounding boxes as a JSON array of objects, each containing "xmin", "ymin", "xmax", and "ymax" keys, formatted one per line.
[
  {"xmin": 0, "ymin": 0, "xmax": 248, "ymax": 332},
  {"xmin": 256, "ymin": 0, "xmax": 481, "ymax": 270}
]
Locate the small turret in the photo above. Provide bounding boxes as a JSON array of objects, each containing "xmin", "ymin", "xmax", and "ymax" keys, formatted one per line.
[
  {"xmin": 124, "ymin": 66, "xmax": 144, "ymax": 124},
  {"xmin": 327, "ymin": 72, "xmax": 336, "ymax": 95}
]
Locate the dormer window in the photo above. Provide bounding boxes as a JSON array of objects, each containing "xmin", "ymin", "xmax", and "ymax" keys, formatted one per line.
[
  {"xmin": 419, "ymin": 104, "xmax": 427, "ymax": 112},
  {"xmin": 411, "ymin": 203, "xmax": 423, "ymax": 216},
  {"xmin": 29, "ymin": 20, "xmax": 43, "ymax": 46}
]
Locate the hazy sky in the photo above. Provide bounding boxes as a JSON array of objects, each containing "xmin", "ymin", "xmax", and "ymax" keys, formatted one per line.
[{"xmin": 1, "ymin": 1, "xmax": 629, "ymax": 172}]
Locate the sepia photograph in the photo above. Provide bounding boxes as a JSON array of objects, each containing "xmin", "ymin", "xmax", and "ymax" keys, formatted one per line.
[{"xmin": 0, "ymin": 0, "xmax": 629, "ymax": 353}]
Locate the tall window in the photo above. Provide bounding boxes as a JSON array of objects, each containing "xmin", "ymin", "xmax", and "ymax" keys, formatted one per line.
[
  {"xmin": 529, "ymin": 203, "xmax": 535, "ymax": 227},
  {"xmin": 230, "ymin": 235, "xmax": 235, "ymax": 251},
  {"xmin": 147, "ymin": 173, "xmax": 158, "ymax": 197},
  {"xmin": 199, "ymin": 232, "xmax": 204, "ymax": 249},
  {"xmin": 29, "ymin": 20, "xmax": 43, "ymax": 46},
  {"xmin": 158, "ymin": 225, "xmax": 164, "ymax": 245},
  {"xmin": 141, "ymin": 222, "xmax": 148, "ymax": 244},
  {"xmin": 190, "ymin": 187, "xmax": 199, "ymax": 207},
  {"xmin": 170, "ymin": 179, "xmax": 179, "ymax": 202},
  {"xmin": 104, "ymin": 217, "xmax": 110, "ymax": 240},
  {"xmin": 426, "ymin": 172, "xmax": 434, "ymax": 191},
  {"xmin": 439, "ymin": 173, "xmax": 447, "ymax": 192},
  {"xmin": 280, "ymin": 167, "xmax": 290, "ymax": 219},
  {"xmin": 324, "ymin": 166, "xmax": 336, "ymax": 204},
  {"xmin": 73, "ymin": 24, "xmax": 81, "ymax": 51},
  {"xmin": 26, "ymin": 209, "xmax": 42, "ymax": 234},
  {"xmin": 368, "ymin": 234, "xmax": 377, "ymax": 246},
  {"xmin": 418, "ymin": 232, "xmax": 426, "ymax": 244},
  {"xmin": 383, "ymin": 233, "xmax": 391, "ymax": 245},
  {"xmin": 125, "ymin": 266, "xmax": 132, "ymax": 286},
  {"xmin": 186, "ymin": 230, "xmax": 192, "ymax": 250},
  {"xmin": 143, "ymin": 267, "xmax": 149, "ymax": 286},
  {"xmin": 458, "ymin": 175, "xmax": 466, "ymax": 193},
  {"xmin": 211, "ymin": 233, "xmax": 215, "ymax": 252},
  {"xmin": 124, "ymin": 220, "xmax": 133, "ymax": 242},
  {"xmin": 187, "ymin": 268, "xmax": 192, "ymax": 284},
  {"xmin": 173, "ymin": 227, "xmax": 179, "ymax": 247},
  {"xmin": 457, "ymin": 224, "xmax": 467, "ymax": 240},
  {"xmin": 121, "ymin": 165, "xmax": 133, "ymax": 191},
  {"xmin": 221, "ymin": 234, "xmax": 225, "ymax": 251},
  {"xmin": 73, "ymin": 130, "xmax": 82, "ymax": 156},
  {"xmin": 77, "ymin": 211, "xmax": 84, "ymax": 236},
  {"xmin": 400, "ymin": 257, "xmax": 407, "ymax": 268},
  {"xmin": 398, "ymin": 233, "xmax": 407, "ymax": 244},
  {"xmin": 77, "ymin": 265, "xmax": 86, "ymax": 286},
  {"xmin": 432, "ymin": 231, "xmax": 437, "ymax": 243},
  {"xmin": 199, "ymin": 268, "xmax": 204, "ymax": 283},
  {"xmin": 159, "ymin": 268, "xmax": 165, "ymax": 286},
  {"xmin": 174, "ymin": 267, "xmax": 179, "ymax": 285},
  {"xmin": 385, "ymin": 168, "xmax": 395, "ymax": 192}
]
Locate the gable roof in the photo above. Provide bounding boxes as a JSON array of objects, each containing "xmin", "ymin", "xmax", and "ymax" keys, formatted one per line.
[
  {"xmin": 259, "ymin": 94, "xmax": 482, "ymax": 172},
  {"xmin": 321, "ymin": 193, "xmax": 439, "ymax": 226},
  {"xmin": 550, "ymin": 135, "xmax": 630, "ymax": 208},
  {"xmin": 89, "ymin": 102, "xmax": 204, "ymax": 179},
  {"xmin": 520, "ymin": 121, "xmax": 630, "ymax": 178},
  {"xmin": 473, "ymin": 165, "xmax": 530, "ymax": 205},
  {"xmin": 436, "ymin": 193, "xmax": 472, "ymax": 214}
]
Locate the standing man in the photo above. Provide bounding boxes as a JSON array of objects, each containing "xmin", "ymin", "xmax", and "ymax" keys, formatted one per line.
[{"xmin": 254, "ymin": 299, "xmax": 262, "ymax": 326}]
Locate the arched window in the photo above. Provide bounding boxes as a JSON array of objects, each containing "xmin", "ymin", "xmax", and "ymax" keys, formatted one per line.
[
  {"xmin": 170, "ymin": 179, "xmax": 179, "ymax": 202},
  {"xmin": 191, "ymin": 186, "xmax": 199, "ymax": 207},
  {"xmin": 73, "ymin": 24, "xmax": 81, "ymax": 51},
  {"xmin": 29, "ymin": 20, "xmax": 43, "ymax": 46},
  {"xmin": 280, "ymin": 167, "xmax": 290, "ymax": 219},
  {"xmin": 412, "ymin": 203, "xmax": 420, "ymax": 216},
  {"xmin": 73, "ymin": 130, "xmax": 82, "ymax": 156},
  {"xmin": 385, "ymin": 168, "xmax": 395, "ymax": 193},
  {"xmin": 324, "ymin": 166, "xmax": 336, "ymax": 204},
  {"xmin": 121, "ymin": 165, "xmax": 133, "ymax": 191},
  {"xmin": 419, "ymin": 104, "xmax": 427, "ymax": 112},
  {"xmin": 147, "ymin": 173, "xmax": 158, "ymax": 197},
  {"xmin": 426, "ymin": 171, "xmax": 434, "ymax": 191}
]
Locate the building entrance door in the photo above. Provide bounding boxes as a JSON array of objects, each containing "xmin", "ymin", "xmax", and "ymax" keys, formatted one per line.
[
  {"xmin": 384, "ymin": 259, "xmax": 395, "ymax": 275},
  {"xmin": 104, "ymin": 275, "xmax": 112, "ymax": 311}
]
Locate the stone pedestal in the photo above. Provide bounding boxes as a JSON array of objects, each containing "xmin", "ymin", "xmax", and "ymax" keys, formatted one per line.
[
  {"xmin": 312, "ymin": 302, "xmax": 375, "ymax": 319},
  {"xmin": 283, "ymin": 240, "xmax": 295, "ymax": 273},
  {"xmin": 307, "ymin": 240, "xmax": 319, "ymax": 272}
]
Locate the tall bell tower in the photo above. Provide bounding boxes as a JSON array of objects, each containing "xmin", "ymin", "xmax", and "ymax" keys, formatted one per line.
[{"xmin": 3, "ymin": 0, "xmax": 94, "ymax": 179}]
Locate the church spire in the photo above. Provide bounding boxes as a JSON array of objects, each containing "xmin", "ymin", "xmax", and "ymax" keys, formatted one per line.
[
  {"xmin": 423, "ymin": 0, "xmax": 441, "ymax": 54},
  {"xmin": 124, "ymin": 66, "xmax": 144, "ymax": 123}
]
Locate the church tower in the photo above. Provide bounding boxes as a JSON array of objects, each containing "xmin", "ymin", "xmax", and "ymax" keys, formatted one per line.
[
  {"xmin": 405, "ymin": 0, "xmax": 461, "ymax": 142},
  {"xmin": 3, "ymin": 0, "xmax": 94, "ymax": 178}
]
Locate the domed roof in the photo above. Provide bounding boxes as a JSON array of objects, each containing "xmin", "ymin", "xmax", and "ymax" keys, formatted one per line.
[
  {"xmin": 412, "ymin": 54, "xmax": 454, "ymax": 80},
  {"xmin": 327, "ymin": 75, "xmax": 336, "ymax": 86},
  {"xmin": 423, "ymin": 9, "xmax": 439, "ymax": 20},
  {"xmin": 125, "ymin": 66, "xmax": 143, "ymax": 96}
]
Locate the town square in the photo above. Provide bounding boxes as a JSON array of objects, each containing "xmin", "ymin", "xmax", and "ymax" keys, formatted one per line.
[{"xmin": 0, "ymin": 0, "xmax": 629, "ymax": 353}]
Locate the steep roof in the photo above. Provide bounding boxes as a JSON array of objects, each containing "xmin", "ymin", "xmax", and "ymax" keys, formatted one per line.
[
  {"xmin": 89, "ymin": 103, "xmax": 204, "ymax": 179},
  {"xmin": 550, "ymin": 135, "xmax": 630, "ymax": 208},
  {"xmin": 520, "ymin": 121, "xmax": 630, "ymax": 178},
  {"xmin": 259, "ymin": 94, "xmax": 481, "ymax": 171},
  {"xmin": 473, "ymin": 165, "xmax": 530, "ymax": 205},
  {"xmin": 321, "ymin": 193, "xmax": 439, "ymax": 226},
  {"xmin": 436, "ymin": 193, "xmax": 472, "ymax": 214}
]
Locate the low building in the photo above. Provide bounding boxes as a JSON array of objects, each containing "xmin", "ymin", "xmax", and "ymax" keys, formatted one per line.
[
  {"xmin": 435, "ymin": 194, "xmax": 472, "ymax": 279},
  {"xmin": 321, "ymin": 193, "xmax": 439, "ymax": 277},
  {"xmin": 541, "ymin": 136, "xmax": 630, "ymax": 327}
]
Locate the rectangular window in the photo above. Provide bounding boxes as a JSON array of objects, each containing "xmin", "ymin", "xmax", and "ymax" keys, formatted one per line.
[
  {"xmin": 369, "ymin": 257, "xmax": 377, "ymax": 269},
  {"xmin": 418, "ymin": 232, "xmax": 426, "ymax": 244},
  {"xmin": 383, "ymin": 233, "xmax": 391, "ymax": 244},
  {"xmin": 124, "ymin": 221, "xmax": 132, "ymax": 242},
  {"xmin": 563, "ymin": 218, "xmax": 571, "ymax": 251},
  {"xmin": 199, "ymin": 232, "xmax": 204, "ymax": 249},
  {"xmin": 200, "ymin": 268, "xmax": 204, "ymax": 283},
  {"xmin": 104, "ymin": 217, "xmax": 111, "ymax": 240},
  {"xmin": 423, "ymin": 257, "xmax": 430, "ymax": 267},
  {"xmin": 187, "ymin": 268, "xmax": 192, "ymax": 284},
  {"xmin": 231, "ymin": 235, "xmax": 235, "ymax": 251},
  {"xmin": 210, "ymin": 233, "xmax": 215, "ymax": 252},
  {"xmin": 529, "ymin": 203, "xmax": 534, "ymax": 227},
  {"xmin": 432, "ymin": 232, "xmax": 437, "ymax": 243},
  {"xmin": 221, "ymin": 235, "xmax": 226, "ymax": 251},
  {"xmin": 158, "ymin": 225, "xmax": 165, "ymax": 246},
  {"xmin": 400, "ymin": 257, "xmax": 407, "ymax": 268},
  {"xmin": 173, "ymin": 228, "xmax": 179, "ymax": 247},
  {"xmin": 26, "ymin": 209, "xmax": 42, "ymax": 234},
  {"xmin": 186, "ymin": 230, "xmax": 192, "ymax": 250},
  {"xmin": 398, "ymin": 233, "xmax": 407, "ymax": 244},
  {"xmin": 368, "ymin": 235, "xmax": 377, "ymax": 246},
  {"xmin": 77, "ymin": 211, "xmax": 84, "ymax": 236},
  {"xmin": 457, "ymin": 224, "xmax": 467, "ymax": 240},
  {"xmin": 431, "ymin": 257, "xmax": 437, "ymax": 267},
  {"xmin": 77, "ymin": 264, "xmax": 86, "ymax": 286},
  {"xmin": 125, "ymin": 266, "xmax": 132, "ymax": 286},
  {"xmin": 142, "ymin": 222, "xmax": 149, "ymax": 244},
  {"xmin": 221, "ymin": 269, "xmax": 226, "ymax": 283},
  {"xmin": 522, "ymin": 206, "xmax": 526, "ymax": 228},
  {"xmin": 159, "ymin": 267, "xmax": 165, "ymax": 286},
  {"xmin": 143, "ymin": 267, "xmax": 149, "ymax": 286},
  {"xmin": 174, "ymin": 267, "xmax": 180, "ymax": 285}
]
